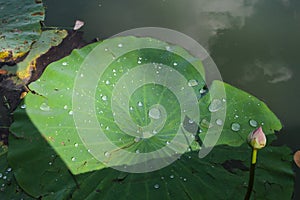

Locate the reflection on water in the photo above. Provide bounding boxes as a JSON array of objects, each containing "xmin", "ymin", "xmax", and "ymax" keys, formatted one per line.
[{"xmin": 44, "ymin": 0, "xmax": 299, "ymax": 198}]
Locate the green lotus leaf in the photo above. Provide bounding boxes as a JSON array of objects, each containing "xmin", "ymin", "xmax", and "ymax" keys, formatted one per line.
[
  {"xmin": 0, "ymin": 0, "xmax": 44, "ymax": 63},
  {"xmin": 198, "ymin": 80, "xmax": 282, "ymax": 147},
  {"xmin": 23, "ymin": 36, "xmax": 206, "ymax": 174}
]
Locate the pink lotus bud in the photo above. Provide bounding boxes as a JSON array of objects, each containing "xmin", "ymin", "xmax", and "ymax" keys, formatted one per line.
[
  {"xmin": 248, "ymin": 127, "xmax": 267, "ymax": 149},
  {"xmin": 294, "ymin": 150, "xmax": 300, "ymax": 168}
]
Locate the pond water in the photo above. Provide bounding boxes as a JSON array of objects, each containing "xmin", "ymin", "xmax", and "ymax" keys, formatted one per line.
[{"xmin": 44, "ymin": 0, "xmax": 300, "ymax": 198}]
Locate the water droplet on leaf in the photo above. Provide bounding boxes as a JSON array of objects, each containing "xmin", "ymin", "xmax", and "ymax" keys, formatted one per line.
[
  {"xmin": 216, "ymin": 119, "xmax": 223, "ymax": 126},
  {"xmin": 209, "ymin": 99, "xmax": 223, "ymax": 112},
  {"xmin": 188, "ymin": 79, "xmax": 198, "ymax": 87},
  {"xmin": 149, "ymin": 107, "xmax": 161, "ymax": 119},
  {"xmin": 102, "ymin": 96, "xmax": 108, "ymax": 101},
  {"xmin": 231, "ymin": 123, "xmax": 241, "ymax": 132},
  {"xmin": 104, "ymin": 151, "xmax": 110, "ymax": 157},
  {"xmin": 40, "ymin": 103, "xmax": 50, "ymax": 111},
  {"xmin": 249, "ymin": 119, "xmax": 258, "ymax": 127},
  {"xmin": 199, "ymin": 88, "xmax": 206, "ymax": 94}
]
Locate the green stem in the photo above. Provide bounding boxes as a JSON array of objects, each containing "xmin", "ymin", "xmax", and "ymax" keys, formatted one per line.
[{"xmin": 244, "ymin": 149, "xmax": 257, "ymax": 200}]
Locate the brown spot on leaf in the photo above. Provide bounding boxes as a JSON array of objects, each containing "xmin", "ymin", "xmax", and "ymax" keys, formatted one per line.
[
  {"xmin": 0, "ymin": 69, "xmax": 8, "ymax": 75},
  {"xmin": 294, "ymin": 150, "xmax": 300, "ymax": 168},
  {"xmin": 31, "ymin": 12, "xmax": 44, "ymax": 16}
]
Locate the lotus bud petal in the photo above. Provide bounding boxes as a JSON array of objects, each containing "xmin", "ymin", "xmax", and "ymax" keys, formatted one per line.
[
  {"xmin": 248, "ymin": 127, "xmax": 267, "ymax": 149},
  {"xmin": 294, "ymin": 150, "xmax": 300, "ymax": 168}
]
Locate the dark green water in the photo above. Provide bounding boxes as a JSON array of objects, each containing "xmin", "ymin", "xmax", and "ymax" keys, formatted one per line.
[{"xmin": 44, "ymin": 0, "xmax": 300, "ymax": 198}]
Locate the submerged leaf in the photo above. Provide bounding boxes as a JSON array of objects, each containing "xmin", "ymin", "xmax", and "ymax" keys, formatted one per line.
[
  {"xmin": 16, "ymin": 30, "xmax": 68, "ymax": 82},
  {"xmin": 0, "ymin": 0, "xmax": 44, "ymax": 63}
]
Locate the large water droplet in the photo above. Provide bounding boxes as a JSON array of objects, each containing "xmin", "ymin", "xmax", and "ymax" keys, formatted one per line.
[
  {"xmin": 40, "ymin": 103, "xmax": 50, "ymax": 111},
  {"xmin": 173, "ymin": 62, "xmax": 178, "ymax": 66},
  {"xmin": 249, "ymin": 119, "xmax": 258, "ymax": 127},
  {"xmin": 63, "ymin": 105, "xmax": 68, "ymax": 110},
  {"xmin": 170, "ymin": 175, "xmax": 174, "ymax": 179},
  {"xmin": 137, "ymin": 101, "xmax": 143, "ymax": 107},
  {"xmin": 74, "ymin": 143, "xmax": 78, "ymax": 147},
  {"xmin": 69, "ymin": 110, "xmax": 74, "ymax": 115},
  {"xmin": 118, "ymin": 43, "xmax": 123, "ymax": 48},
  {"xmin": 188, "ymin": 79, "xmax": 198, "ymax": 87},
  {"xmin": 62, "ymin": 62, "xmax": 68, "ymax": 66},
  {"xmin": 154, "ymin": 184, "xmax": 160, "ymax": 189},
  {"xmin": 71, "ymin": 157, "xmax": 76, "ymax": 161},
  {"xmin": 208, "ymin": 99, "xmax": 223, "ymax": 112},
  {"xmin": 21, "ymin": 104, "xmax": 26, "ymax": 109},
  {"xmin": 231, "ymin": 123, "xmax": 241, "ymax": 132},
  {"xmin": 149, "ymin": 108, "xmax": 161, "ymax": 119}
]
